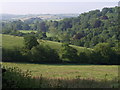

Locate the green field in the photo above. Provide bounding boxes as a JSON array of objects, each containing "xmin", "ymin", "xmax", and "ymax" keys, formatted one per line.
[
  {"xmin": 19, "ymin": 30, "xmax": 37, "ymax": 33},
  {"xmin": 2, "ymin": 34, "xmax": 24, "ymax": 49},
  {"xmin": 2, "ymin": 62, "xmax": 118, "ymax": 80},
  {"xmin": 2, "ymin": 34, "xmax": 92, "ymax": 53},
  {"xmin": 41, "ymin": 40, "xmax": 92, "ymax": 52}
]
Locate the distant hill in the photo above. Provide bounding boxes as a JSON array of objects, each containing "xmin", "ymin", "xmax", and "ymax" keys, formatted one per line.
[{"xmin": 1, "ymin": 14, "xmax": 79, "ymax": 21}]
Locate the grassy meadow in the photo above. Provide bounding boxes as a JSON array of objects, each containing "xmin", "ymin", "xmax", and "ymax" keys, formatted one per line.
[
  {"xmin": 2, "ymin": 62, "xmax": 118, "ymax": 81},
  {"xmin": 2, "ymin": 34, "xmax": 91, "ymax": 53},
  {"xmin": 2, "ymin": 34, "xmax": 24, "ymax": 49},
  {"xmin": 2, "ymin": 62, "xmax": 119, "ymax": 88},
  {"xmin": 19, "ymin": 30, "xmax": 37, "ymax": 33}
]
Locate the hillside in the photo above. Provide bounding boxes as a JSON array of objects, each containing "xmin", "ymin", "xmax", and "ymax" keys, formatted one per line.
[
  {"xmin": 2, "ymin": 7, "xmax": 119, "ymax": 48},
  {"xmin": 2, "ymin": 34, "xmax": 91, "ymax": 53},
  {"xmin": 44, "ymin": 7, "xmax": 119, "ymax": 48},
  {"xmin": 1, "ymin": 14, "xmax": 79, "ymax": 21}
]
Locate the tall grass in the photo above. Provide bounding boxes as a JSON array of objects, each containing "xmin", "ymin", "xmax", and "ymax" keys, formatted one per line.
[
  {"xmin": 2, "ymin": 65, "xmax": 119, "ymax": 88},
  {"xmin": 3, "ymin": 62, "xmax": 118, "ymax": 80}
]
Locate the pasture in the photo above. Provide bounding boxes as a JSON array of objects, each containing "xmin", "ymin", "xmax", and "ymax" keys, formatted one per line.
[
  {"xmin": 2, "ymin": 34, "xmax": 92, "ymax": 53},
  {"xmin": 2, "ymin": 34, "xmax": 24, "ymax": 49},
  {"xmin": 19, "ymin": 30, "xmax": 37, "ymax": 33},
  {"xmin": 2, "ymin": 62, "xmax": 118, "ymax": 81}
]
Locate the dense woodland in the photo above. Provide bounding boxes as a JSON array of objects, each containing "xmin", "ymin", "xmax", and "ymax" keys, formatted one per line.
[{"xmin": 2, "ymin": 6, "xmax": 120, "ymax": 64}]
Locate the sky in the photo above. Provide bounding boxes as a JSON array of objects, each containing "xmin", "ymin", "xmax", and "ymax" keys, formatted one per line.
[{"xmin": 0, "ymin": 0, "xmax": 119, "ymax": 15}]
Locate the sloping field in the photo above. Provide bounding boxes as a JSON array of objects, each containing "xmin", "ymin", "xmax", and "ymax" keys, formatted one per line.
[
  {"xmin": 2, "ymin": 34, "xmax": 24, "ymax": 49},
  {"xmin": 19, "ymin": 30, "xmax": 37, "ymax": 33},
  {"xmin": 2, "ymin": 34, "xmax": 91, "ymax": 53}
]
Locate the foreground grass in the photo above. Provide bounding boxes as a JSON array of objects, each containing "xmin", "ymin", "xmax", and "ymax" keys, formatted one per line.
[
  {"xmin": 2, "ymin": 62, "xmax": 119, "ymax": 88},
  {"xmin": 2, "ymin": 62, "xmax": 118, "ymax": 81}
]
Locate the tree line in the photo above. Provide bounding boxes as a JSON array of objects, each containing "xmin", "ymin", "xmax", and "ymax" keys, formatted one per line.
[{"xmin": 2, "ymin": 35, "xmax": 119, "ymax": 65}]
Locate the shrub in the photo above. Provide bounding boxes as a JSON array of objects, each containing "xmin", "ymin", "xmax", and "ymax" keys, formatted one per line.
[
  {"xmin": 94, "ymin": 43, "xmax": 115, "ymax": 64},
  {"xmin": 2, "ymin": 66, "xmax": 32, "ymax": 88},
  {"xmin": 24, "ymin": 35, "xmax": 39, "ymax": 50},
  {"xmin": 59, "ymin": 43, "xmax": 79, "ymax": 62},
  {"xmin": 30, "ymin": 45, "xmax": 61, "ymax": 63}
]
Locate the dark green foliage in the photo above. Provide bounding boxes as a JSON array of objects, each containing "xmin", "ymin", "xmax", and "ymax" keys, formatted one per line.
[
  {"xmin": 24, "ymin": 35, "xmax": 39, "ymax": 50},
  {"xmin": 90, "ymin": 19, "xmax": 102, "ymax": 28},
  {"xmin": 2, "ymin": 40, "xmax": 119, "ymax": 64},
  {"xmin": 2, "ymin": 66, "xmax": 32, "ymax": 88},
  {"xmin": 94, "ymin": 43, "xmax": 112, "ymax": 64},
  {"xmin": 40, "ymin": 22, "xmax": 48, "ymax": 32},
  {"xmin": 100, "ymin": 16, "xmax": 108, "ymax": 20},
  {"xmin": 44, "ymin": 6, "xmax": 118, "ymax": 48},
  {"xmin": 36, "ymin": 31, "xmax": 47, "ymax": 39},
  {"xmin": 22, "ymin": 23, "xmax": 30, "ymax": 30},
  {"xmin": 60, "ymin": 43, "xmax": 78, "ymax": 62},
  {"xmin": 72, "ymin": 33, "xmax": 84, "ymax": 40},
  {"xmin": 111, "ymin": 42, "xmax": 120, "ymax": 64},
  {"xmin": 93, "ymin": 43, "xmax": 119, "ymax": 65},
  {"xmin": 2, "ymin": 43, "xmax": 60, "ymax": 63},
  {"xmin": 2, "ymin": 47, "xmax": 26, "ymax": 62},
  {"xmin": 77, "ymin": 48, "xmax": 94, "ymax": 64},
  {"xmin": 30, "ymin": 45, "xmax": 60, "ymax": 63},
  {"xmin": 78, "ymin": 52, "xmax": 88, "ymax": 63}
]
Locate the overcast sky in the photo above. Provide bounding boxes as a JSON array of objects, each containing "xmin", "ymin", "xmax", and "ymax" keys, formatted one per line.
[{"xmin": 0, "ymin": 0, "xmax": 119, "ymax": 15}]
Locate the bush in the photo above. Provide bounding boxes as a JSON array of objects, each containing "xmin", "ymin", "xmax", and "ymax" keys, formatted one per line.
[
  {"xmin": 2, "ymin": 66, "xmax": 32, "ymax": 88},
  {"xmin": 2, "ymin": 44, "xmax": 61, "ymax": 63},
  {"xmin": 59, "ymin": 43, "xmax": 79, "ymax": 62},
  {"xmin": 78, "ymin": 52, "xmax": 88, "ymax": 64},
  {"xmin": 24, "ymin": 35, "xmax": 39, "ymax": 50},
  {"xmin": 94, "ymin": 43, "xmax": 118, "ymax": 64},
  {"xmin": 30, "ymin": 45, "xmax": 61, "ymax": 63}
]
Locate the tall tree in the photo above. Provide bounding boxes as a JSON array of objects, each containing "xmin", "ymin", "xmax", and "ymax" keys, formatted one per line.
[
  {"xmin": 60, "ymin": 43, "xmax": 78, "ymax": 62},
  {"xmin": 94, "ymin": 43, "xmax": 113, "ymax": 64},
  {"xmin": 24, "ymin": 35, "xmax": 39, "ymax": 50}
]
